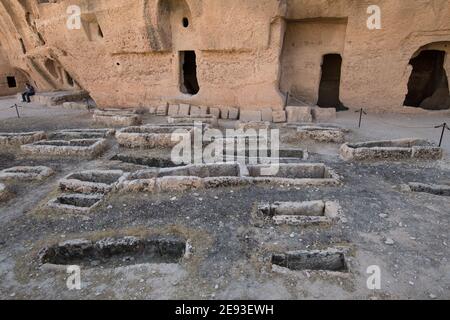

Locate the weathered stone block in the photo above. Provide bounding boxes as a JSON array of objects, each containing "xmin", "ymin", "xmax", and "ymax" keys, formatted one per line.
[
  {"xmin": 235, "ymin": 121, "xmax": 271, "ymax": 131},
  {"xmin": 312, "ymin": 107, "xmax": 337, "ymax": 122},
  {"xmin": 261, "ymin": 108, "xmax": 273, "ymax": 122},
  {"xmin": 62, "ymin": 102, "xmax": 89, "ymax": 110},
  {"xmin": 46, "ymin": 194, "xmax": 104, "ymax": 215},
  {"xmin": 209, "ymin": 107, "xmax": 221, "ymax": 119},
  {"xmin": 340, "ymin": 139, "xmax": 442, "ymax": 161},
  {"xmin": 219, "ymin": 107, "xmax": 229, "ymax": 119},
  {"xmin": 147, "ymin": 106, "xmax": 157, "ymax": 115},
  {"xmin": 189, "ymin": 106, "xmax": 208, "ymax": 116},
  {"xmin": 21, "ymin": 139, "xmax": 108, "ymax": 159},
  {"xmin": 228, "ymin": 107, "xmax": 239, "ymax": 120},
  {"xmin": 93, "ymin": 110, "xmax": 142, "ymax": 126},
  {"xmin": 272, "ymin": 111, "xmax": 287, "ymax": 123},
  {"xmin": 156, "ymin": 104, "xmax": 168, "ymax": 116},
  {"xmin": 29, "ymin": 90, "xmax": 89, "ymax": 107},
  {"xmin": 0, "ymin": 166, "xmax": 54, "ymax": 181},
  {"xmin": 240, "ymin": 110, "xmax": 262, "ymax": 122},
  {"xmin": 0, "ymin": 131, "xmax": 46, "ymax": 147},
  {"xmin": 116, "ymin": 125, "xmax": 195, "ymax": 149},
  {"xmin": 59, "ymin": 170, "xmax": 125, "ymax": 194},
  {"xmin": 286, "ymin": 106, "xmax": 312, "ymax": 123},
  {"xmin": 178, "ymin": 104, "xmax": 191, "ymax": 116},
  {"xmin": 167, "ymin": 104, "xmax": 179, "ymax": 116},
  {"xmin": 0, "ymin": 183, "xmax": 10, "ymax": 202}
]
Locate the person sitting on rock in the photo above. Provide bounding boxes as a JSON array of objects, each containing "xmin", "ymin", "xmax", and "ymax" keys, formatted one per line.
[{"xmin": 21, "ymin": 83, "xmax": 35, "ymax": 103}]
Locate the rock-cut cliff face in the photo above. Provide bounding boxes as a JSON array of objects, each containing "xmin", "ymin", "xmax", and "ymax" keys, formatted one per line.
[{"xmin": 1, "ymin": 0, "xmax": 450, "ymax": 111}]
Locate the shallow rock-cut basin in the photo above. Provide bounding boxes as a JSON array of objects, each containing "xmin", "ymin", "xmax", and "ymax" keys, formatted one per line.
[
  {"xmin": 21, "ymin": 139, "xmax": 107, "ymax": 158},
  {"xmin": 340, "ymin": 138, "xmax": 442, "ymax": 161},
  {"xmin": 407, "ymin": 182, "xmax": 450, "ymax": 196},
  {"xmin": 247, "ymin": 163, "xmax": 337, "ymax": 180},
  {"xmin": 0, "ymin": 166, "xmax": 54, "ymax": 181},
  {"xmin": 116, "ymin": 125, "xmax": 196, "ymax": 148},
  {"xmin": 60, "ymin": 170, "xmax": 125, "ymax": 194},
  {"xmin": 39, "ymin": 236, "xmax": 186, "ymax": 268},
  {"xmin": 272, "ymin": 249, "xmax": 348, "ymax": 272},
  {"xmin": 257, "ymin": 200, "xmax": 341, "ymax": 225},
  {"xmin": 49, "ymin": 129, "xmax": 115, "ymax": 140},
  {"xmin": 0, "ymin": 131, "xmax": 46, "ymax": 146},
  {"xmin": 47, "ymin": 194, "xmax": 104, "ymax": 214},
  {"xmin": 0, "ymin": 183, "xmax": 10, "ymax": 201},
  {"xmin": 111, "ymin": 154, "xmax": 185, "ymax": 168}
]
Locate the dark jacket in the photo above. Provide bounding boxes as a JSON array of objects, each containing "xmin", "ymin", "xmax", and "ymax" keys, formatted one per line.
[{"xmin": 26, "ymin": 85, "xmax": 35, "ymax": 94}]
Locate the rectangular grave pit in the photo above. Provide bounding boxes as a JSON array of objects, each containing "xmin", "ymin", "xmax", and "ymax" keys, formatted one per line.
[
  {"xmin": 286, "ymin": 125, "xmax": 346, "ymax": 143},
  {"xmin": 47, "ymin": 194, "xmax": 104, "ymax": 214},
  {"xmin": 272, "ymin": 249, "xmax": 348, "ymax": 272},
  {"xmin": 111, "ymin": 154, "xmax": 186, "ymax": 168},
  {"xmin": 39, "ymin": 236, "xmax": 186, "ymax": 268},
  {"xmin": 0, "ymin": 131, "xmax": 46, "ymax": 147},
  {"xmin": 116, "ymin": 125, "xmax": 197, "ymax": 149},
  {"xmin": 93, "ymin": 110, "xmax": 142, "ymax": 126},
  {"xmin": 257, "ymin": 200, "xmax": 341, "ymax": 226},
  {"xmin": 60, "ymin": 170, "xmax": 125, "ymax": 194},
  {"xmin": 49, "ymin": 129, "xmax": 115, "ymax": 140},
  {"xmin": 340, "ymin": 138, "xmax": 443, "ymax": 161},
  {"xmin": 407, "ymin": 182, "xmax": 450, "ymax": 196},
  {"xmin": 246, "ymin": 163, "xmax": 340, "ymax": 186},
  {"xmin": 0, "ymin": 166, "xmax": 54, "ymax": 181},
  {"xmin": 21, "ymin": 138, "xmax": 108, "ymax": 159}
]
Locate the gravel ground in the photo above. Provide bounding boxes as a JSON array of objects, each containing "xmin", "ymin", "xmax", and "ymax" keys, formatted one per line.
[{"xmin": 0, "ymin": 102, "xmax": 449, "ymax": 300}]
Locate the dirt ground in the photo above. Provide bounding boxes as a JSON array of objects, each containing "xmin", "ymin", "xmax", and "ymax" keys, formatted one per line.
[{"xmin": 0, "ymin": 96, "xmax": 449, "ymax": 300}]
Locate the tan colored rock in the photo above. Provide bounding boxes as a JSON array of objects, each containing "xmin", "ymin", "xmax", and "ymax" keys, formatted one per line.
[
  {"xmin": 261, "ymin": 108, "xmax": 273, "ymax": 122},
  {"xmin": 156, "ymin": 105, "xmax": 168, "ymax": 116},
  {"xmin": 236, "ymin": 121, "xmax": 271, "ymax": 131},
  {"xmin": 0, "ymin": 183, "xmax": 11, "ymax": 202},
  {"xmin": 286, "ymin": 106, "xmax": 312, "ymax": 123},
  {"xmin": 0, "ymin": 166, "xmax": 54, "ymax": 182},
  {"xmin": 190, "ymin": 106, "xmax": 208, "ymax": 116},
  {"xmin": 21, "ymin": 139, "xmax": 108, "ymax": 159},
  {"xmin": 209, "ymin": 107, "xmax": 221, "ymax": 119},
  {"xmin": 93, "ymin": 110, "xmax": 142, "ymax": 126},
  {"xmin": 240, "ymin": 110, "xmax": 262, "ymax": 122},
  {"xmin": 272, "ymin": 111, "xmax": 287, "ymax": 123},
  {"xmin": 168, "ymin": 104, "xmax": 179, "ymax": 116},
  {"xmin": 312, "ymin": 107, "xmax": 337, "ymax": 122},
  {"xmin": 62, "ymin": 102, "xmax": 89, "ymax": 110},
  {"xmin": 219, "ymin": 107, "xmax": 229, "ymax": 119},
  {"xmin": 147, "ymin": 106, "xmax": 157, "ymax": 114},
  {"xmin": 178, "ymin": 104, "xmax": 191, "ymax": 116},
  {"xmin": 228, "ymin": 107, "xmax": 240, "ymax": 120},
  {"xmin": 0, "ymin": 131, "xmax": 46, "ymax": 147}
]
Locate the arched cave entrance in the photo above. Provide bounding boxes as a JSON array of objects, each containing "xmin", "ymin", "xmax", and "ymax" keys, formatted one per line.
[{"xmin": 404, "ymin": 50, "xmax": 450, "ymax": 110}]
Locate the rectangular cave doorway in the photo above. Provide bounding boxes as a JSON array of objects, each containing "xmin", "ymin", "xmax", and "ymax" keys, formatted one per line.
[
  {"xmin": 6, "ymin": 76, "xmax": 17, "ymax": 88},
  {"xmin": 404, "ymin": 50, "xmax": 450, "ymax": 110},
  {"xmin": 317, "ymin": 54, "xmax": 346, "ymax": 111},
  {"xmin": 180, "ymin": 51, "xmax": 199, "ymax": 95}
]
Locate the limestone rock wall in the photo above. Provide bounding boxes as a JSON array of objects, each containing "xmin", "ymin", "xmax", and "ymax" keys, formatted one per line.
[{"xmin": 0, "ymin": 0, "xmax": 449, "ymax": 111}]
